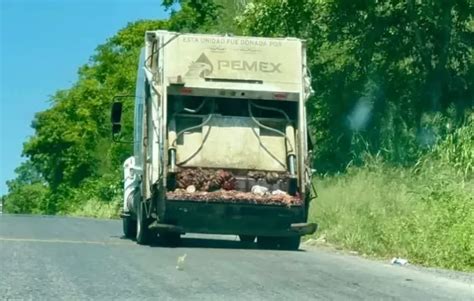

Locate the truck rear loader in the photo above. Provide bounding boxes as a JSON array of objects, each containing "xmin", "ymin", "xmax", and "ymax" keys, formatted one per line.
[{"xmin": 111, "ymin": 30, "xmax": 317, "ymax": 250}]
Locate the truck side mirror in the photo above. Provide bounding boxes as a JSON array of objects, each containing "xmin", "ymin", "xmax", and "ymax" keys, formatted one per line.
[{"xmin": 111, "ymin": 102, "xmax": 123, "ymax": 134}]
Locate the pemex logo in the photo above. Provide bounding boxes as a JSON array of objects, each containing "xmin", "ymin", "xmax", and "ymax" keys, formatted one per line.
[{"xmin": 185, "ymin": 53, "xmax": 214, "ymax": 78}]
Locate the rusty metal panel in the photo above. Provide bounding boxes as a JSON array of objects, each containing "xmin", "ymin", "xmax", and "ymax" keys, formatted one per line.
[{"xmin": 174, "ymin": 115, "xmax": 288, "ymax": 171}]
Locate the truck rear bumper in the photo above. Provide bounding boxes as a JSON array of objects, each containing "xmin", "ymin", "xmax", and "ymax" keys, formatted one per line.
[
  {"xmin": 161, "ymin": 200, "xmax": 317, "ymax": 237},
  {"xmin": 290, "ymin": 222, "xmax": 318, "ymax": 236},
  {"xmin": 148, "ymin": 221, "xmax": 318, "ymax": 237}
]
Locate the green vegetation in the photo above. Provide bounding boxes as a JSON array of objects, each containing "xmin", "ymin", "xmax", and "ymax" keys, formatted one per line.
[
  {"xmin": 3, "ymin": 1, "xmax": 473, "ymax": 270},
  {"xmin": 309, "ymin": 116, "xmax": 473, "ymax": 271}
]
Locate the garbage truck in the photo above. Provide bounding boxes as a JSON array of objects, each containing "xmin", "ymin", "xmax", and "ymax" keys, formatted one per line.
[{"xmin": 111, "ymin": 30, "xmax": 317, "ymax": 250}]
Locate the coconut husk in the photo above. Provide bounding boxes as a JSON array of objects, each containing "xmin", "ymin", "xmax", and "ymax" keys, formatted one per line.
[
  {"xmin": 175, "ymin": 168, "xmax": 236, "ymax": 192},
  {"xmin": 166, "ymin": 189, "xmax": 302, "ymax": 207}
]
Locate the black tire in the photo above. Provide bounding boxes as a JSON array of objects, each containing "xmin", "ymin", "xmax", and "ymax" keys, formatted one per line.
[
  {"xmin": 279, "ymin": 236, "xmax": 301, "ymax": 251},
  {"xmin": 136, "ymin": 201, "xmax": 153, "ymax": 245},
  {"xmin": 257, "ymin": 236, "xmax": 278, "ymax": 249},
  {"xmin": 239, "ymin": 235, "xmax": 256, "ymax": 243},
  {"xmin": 160, "ymin": 232, "xmax": 181, "ymax": 247},
  {"xmin": 122, "ymin": 216, "xmax": 136, "ymax": 239},
  {"xmin": 257, "ymin": 236, "xmax": 301, "ymax": 250}
]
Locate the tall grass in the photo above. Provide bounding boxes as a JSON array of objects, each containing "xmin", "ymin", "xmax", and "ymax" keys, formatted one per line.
[
  {"xmin": 308, "ymin": 116, "xmax": 473, "ymax": 271},
  {"xmin": 68, "ymin": 198, "xmax": 121, "ymax": 219},
  {"xmin": 61, "ymin": 174, "xmax": 122, "ymax": 219}
]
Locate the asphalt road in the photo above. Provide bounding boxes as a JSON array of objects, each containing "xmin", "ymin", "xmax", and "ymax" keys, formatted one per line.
[{"xmin": 0, "ymin": 215, "xmax": 472, "ymax": 300}]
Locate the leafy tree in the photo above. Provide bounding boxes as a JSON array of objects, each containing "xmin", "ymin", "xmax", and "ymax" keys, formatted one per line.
[
  {"xmin": 237, "ymin": 0, "xmax": 473, "ymax": 171},
  {"xmin": 3, "ymin": 161, "xmax": 49, "ymax": 214},
  {"xmin": 163, "ymin": 0, "xmax": 245, "ymax": 33}
]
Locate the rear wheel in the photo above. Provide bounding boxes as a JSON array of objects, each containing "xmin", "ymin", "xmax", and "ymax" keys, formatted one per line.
[
  {"xmin": 136, "ymin": 201, "xmax": 154, "ymax": 245},
  {"xmin": 279, "ymin": 236, "xmax": 301, "ymax": 251},
  {"xmin": 122, "ymin": 215, "xmax": 136, "ymax": 239},
  {"xmin": 160, "ymin": 232, "xmax": 181, "ymax": 247},
  {"xmin": 257, "ymin": 236, "xmax": 278, "ymax": 249},
  {"xmin": 239, "ymin": 235, "xmax": 256, "ymax": 243},
  {"xmin": 257, "ymin": 236, "xmax": 301, "ymax": 250}
]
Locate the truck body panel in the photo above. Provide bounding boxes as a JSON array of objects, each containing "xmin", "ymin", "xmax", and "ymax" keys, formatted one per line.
[
  {"xmin": 174, "ymin": 114, "xmax": 288, "ymax": 171},
  {"xmin": 163, "ymin": 201, "xmax": 308, "ymax": 237},
  {"xmin": 160, "ymin": 32, "xmax": 303, "ymax": 95}
]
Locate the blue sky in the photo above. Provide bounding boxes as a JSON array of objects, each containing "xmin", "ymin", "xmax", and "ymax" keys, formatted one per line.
[{"xmin": 0, "ymin": 0, "xmax": 170, "ymax": 195}]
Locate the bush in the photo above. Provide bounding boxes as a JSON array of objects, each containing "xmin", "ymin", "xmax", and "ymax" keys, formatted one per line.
[
  {"xmin": 3, "ymin": 182, "xmax": 49, "ymax": 214},
  {"xmin": 308, "ymin": 118, "xmax": 473, "ymax": 271},
  {"xmin": 68, "ymin": 198, "xmax": 121, "ymax": 219},
  {"xmin": 64, "ymin": 173, "xmax": 122, "ymax": 219}
]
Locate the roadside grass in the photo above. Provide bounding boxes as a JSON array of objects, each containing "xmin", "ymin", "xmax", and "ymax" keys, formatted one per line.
[
  {"xmin": 308, "ymin": 115, "xmax": 474, "ymax": 271},
  {"xmin": 63, "ymin": 174, "xmax": 122, "ymax": 219},
  {"xmin": 308, "ymin": 161, "xmax": 473, "ymax": 272},
  {"xmin": 68, "ymin": 198, "xmax": 121, "ymax": 219}
]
